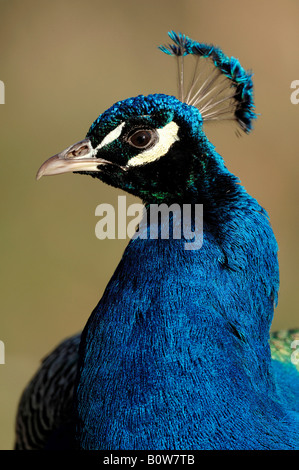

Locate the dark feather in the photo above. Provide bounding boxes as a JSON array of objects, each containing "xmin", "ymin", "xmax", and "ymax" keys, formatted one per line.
[{"xmin": 14, "ymin": 334, "xmax": 80, "ymax": 450}]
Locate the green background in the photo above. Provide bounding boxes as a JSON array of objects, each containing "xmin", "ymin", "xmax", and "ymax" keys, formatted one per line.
[{"xmin": 0, "ymin": 0, "xmax": 298, "ymax": 449}]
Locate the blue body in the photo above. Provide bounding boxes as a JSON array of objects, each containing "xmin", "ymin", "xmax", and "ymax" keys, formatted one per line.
[
  {"xmin": 75, "ymin": 139, "xmax": 299, "ymax": 449},
  {"xmin": 73, "ymin": 92, "xmax": 299, "ymax": 450}
]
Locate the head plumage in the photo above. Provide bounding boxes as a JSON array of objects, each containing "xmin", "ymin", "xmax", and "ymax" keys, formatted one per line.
[{"xmin": 159, "ymin": 31, "xmax": 256, "ymax": 134}]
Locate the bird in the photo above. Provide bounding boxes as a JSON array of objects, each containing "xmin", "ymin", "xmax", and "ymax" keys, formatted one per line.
[{"xmin": 15, "ymin": 32, "xmax": 299, "ymax": 450}]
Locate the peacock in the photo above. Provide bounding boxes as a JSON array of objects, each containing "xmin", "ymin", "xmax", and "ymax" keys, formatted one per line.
[{"xmin": 15, "ymin": 32, "xmax": 299, "ymax": 450}]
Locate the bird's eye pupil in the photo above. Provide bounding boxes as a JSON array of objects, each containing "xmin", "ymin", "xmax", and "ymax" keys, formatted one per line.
[
  {"xmin": 128, "ymin": 130, "xmax": 153, "ymax": 149},
  {"xmin": 136, "ymin": 133, "xmax": 147, "ymax": 145}
]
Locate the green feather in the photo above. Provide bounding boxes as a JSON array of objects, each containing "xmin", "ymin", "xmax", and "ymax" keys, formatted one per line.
[{"xmin": 270, "ymin": 328, "xmax": 299, "ymax": 372}]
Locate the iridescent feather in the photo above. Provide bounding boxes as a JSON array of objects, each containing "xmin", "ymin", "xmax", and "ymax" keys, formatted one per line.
[
  {"xmin": 270, "ymin": 328, "xmax": 299, "ymax": 372},
  {"xmin": 159, "ymin": 31, "xmax": 256, "ymax": 133}
]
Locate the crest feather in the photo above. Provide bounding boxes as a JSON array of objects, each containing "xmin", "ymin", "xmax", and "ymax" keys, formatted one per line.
[{"xmin": 159, "ymin": 31, "xmax": 256, "ymax": 133}]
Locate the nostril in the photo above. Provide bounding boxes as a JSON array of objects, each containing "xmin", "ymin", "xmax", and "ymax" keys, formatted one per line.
[{"xmin": 68, "ymin": 145, "xmax": 89, "ymax": 158}]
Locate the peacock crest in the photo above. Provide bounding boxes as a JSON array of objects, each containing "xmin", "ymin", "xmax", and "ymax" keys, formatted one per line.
[{"xmin": 159, "ymin": 31, "xmax": 256, "ymax": 134}]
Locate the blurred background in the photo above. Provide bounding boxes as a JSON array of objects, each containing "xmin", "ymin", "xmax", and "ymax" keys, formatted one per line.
[{"xmin": 0, "ymin": 0, "xmax": 298, "ymax": 449}]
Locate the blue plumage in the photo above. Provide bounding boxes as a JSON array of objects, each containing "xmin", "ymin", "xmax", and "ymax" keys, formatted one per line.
[
  {"xmin": 76, "ymin": 95, "xmax": 297, "ymax": 450},
  {"xmin": 16, "ymin": 33, "xmax": 299, "ymax": 450}
]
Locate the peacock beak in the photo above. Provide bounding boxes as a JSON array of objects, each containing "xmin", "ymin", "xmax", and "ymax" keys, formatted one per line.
[{"xmin": 36, "ymin": 138, "xmax": 109, "ymax": 180}]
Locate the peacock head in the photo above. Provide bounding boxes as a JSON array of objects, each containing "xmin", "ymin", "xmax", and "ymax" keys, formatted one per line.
[{"xmin": 36, "ymin": 32, "xmax": 256, "ymax": 205}]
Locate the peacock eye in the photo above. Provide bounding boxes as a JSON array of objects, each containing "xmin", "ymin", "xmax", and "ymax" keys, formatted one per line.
[{"xmin": 127, "ymin": 129, "xmax": 157, "ymax": 149}]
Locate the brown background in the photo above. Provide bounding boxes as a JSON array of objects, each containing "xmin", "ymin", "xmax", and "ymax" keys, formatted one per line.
[{"xmin": 0, "ymin": 0, "xmax": 298, "ymax": 449}]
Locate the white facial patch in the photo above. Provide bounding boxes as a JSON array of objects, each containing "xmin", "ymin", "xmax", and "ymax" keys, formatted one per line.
[
  {"xmin": 94, "ymin": 121, "xmax": 126, "ymax": 152},
  {"xmin": 127, "ymin": 121, "xmax": 179, "ymax": 167}
]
